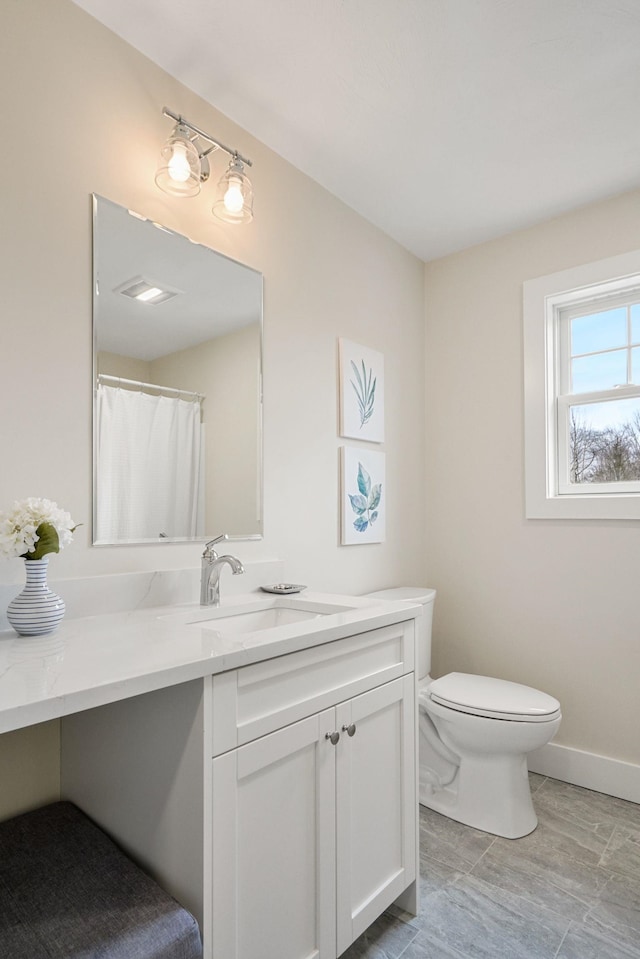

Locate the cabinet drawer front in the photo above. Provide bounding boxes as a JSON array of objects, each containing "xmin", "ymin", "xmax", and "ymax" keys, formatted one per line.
[{"xmin": 211, "ymin": 621, "xmax": 414, "ymax": 754}]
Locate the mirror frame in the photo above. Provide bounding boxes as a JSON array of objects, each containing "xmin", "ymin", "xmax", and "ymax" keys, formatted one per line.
[{"xmin": 91, "ymin": 194, "xmax": 264, "ymax": 546}]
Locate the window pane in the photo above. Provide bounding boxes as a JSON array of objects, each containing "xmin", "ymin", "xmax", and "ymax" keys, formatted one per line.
[
  {"xmin": 569, "ymin": 399, "xmax": 640, "ymax": 484},
  {"xmin": 631, "ymin": 303, "xmax": 640, "ymax": 344},
  {"xmin": 571, "ymin": 308, "xmax": 627, "ymax": 356},
  {"xmin": 571, "ymin": 349, "xmax": 627, "ymax": 393},
  {"xmin": 633, "ymin": 346, "xmax": 640, "ymax": 384}
]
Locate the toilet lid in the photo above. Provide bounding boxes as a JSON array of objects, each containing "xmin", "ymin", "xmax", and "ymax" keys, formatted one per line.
[{"xmin": 428, "ymin": 673, "xmax": 561, "ymax": 722}]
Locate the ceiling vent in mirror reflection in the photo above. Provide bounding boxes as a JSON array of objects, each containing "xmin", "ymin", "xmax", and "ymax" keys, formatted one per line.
[
  {"xmin": 92, "ymin": 194, "xmax": 264, "ymax": 547},
  {"xmin": 114, "ymin": 277, "xmax": 181, "ymax": 305}
]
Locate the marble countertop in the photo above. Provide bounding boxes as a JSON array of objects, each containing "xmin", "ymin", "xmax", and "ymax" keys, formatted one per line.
[{"xmin": 0, "ymin": 591, "xmax": 420, "ymax": 734}]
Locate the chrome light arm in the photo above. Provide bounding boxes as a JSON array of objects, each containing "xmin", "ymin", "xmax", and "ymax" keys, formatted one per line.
[{"xmin": 162, "ymin": 107, "xmax": 253, "ymax": 168}]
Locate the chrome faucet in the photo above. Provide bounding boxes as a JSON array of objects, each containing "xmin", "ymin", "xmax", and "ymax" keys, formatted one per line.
[{"xmin": 200, "ymin": 534, "xmax": 245, "ymax": 606}]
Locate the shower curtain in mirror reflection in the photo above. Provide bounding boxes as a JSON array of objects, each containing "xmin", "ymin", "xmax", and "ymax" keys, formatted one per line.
[{"xmin": 96, "ymin": 385, "xmax": 204, "ymax": 542}]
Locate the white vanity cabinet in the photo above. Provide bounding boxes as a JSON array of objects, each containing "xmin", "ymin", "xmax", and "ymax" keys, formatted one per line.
[
  {"xmin": 60, "ymin": 617, "xmax": 417, "ymax": 959},
  {"xmin": 210, "ymin": 619, "xmax": 416, "ymax": 959}
]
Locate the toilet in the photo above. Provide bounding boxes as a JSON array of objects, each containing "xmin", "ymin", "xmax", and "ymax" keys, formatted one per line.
[{"xmin": 364, "ymin": 587, "xmax": 561, "ymax": 839}]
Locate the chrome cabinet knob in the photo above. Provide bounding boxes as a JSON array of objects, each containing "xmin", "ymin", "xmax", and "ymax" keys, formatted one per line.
[
  {"xmin": 342, "ymin": 723, "xmax": 357, "ymax": 737},
  {"xmin": 325, "ymin": 731, "xmax": 340, "ymax": 745}
]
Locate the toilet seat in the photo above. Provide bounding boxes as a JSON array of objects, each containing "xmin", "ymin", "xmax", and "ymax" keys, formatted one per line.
[{"xmin": 426, "ymin": 672, "xmax": 561, "ymax": 723}]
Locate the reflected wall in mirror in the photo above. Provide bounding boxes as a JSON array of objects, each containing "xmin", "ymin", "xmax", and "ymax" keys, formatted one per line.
[{"xmin": 93, "ymin": 195, "xmax": 263, "ymax": 545}]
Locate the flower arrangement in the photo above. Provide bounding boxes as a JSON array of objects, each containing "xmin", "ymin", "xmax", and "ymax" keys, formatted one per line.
[{"xmin": 0, "ymin": 498, "xmax": 78, "ymax": 561}]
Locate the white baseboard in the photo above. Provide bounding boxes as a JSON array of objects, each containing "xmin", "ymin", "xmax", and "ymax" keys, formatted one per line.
[{"xmin": 528, "ymin": 742, "xmax": 640, "ymax": 805}]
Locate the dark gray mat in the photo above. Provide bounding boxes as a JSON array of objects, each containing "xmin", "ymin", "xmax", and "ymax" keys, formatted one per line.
[{"xmin": 0, "ymin": 801, "xmax": 202, "ymax": 959}]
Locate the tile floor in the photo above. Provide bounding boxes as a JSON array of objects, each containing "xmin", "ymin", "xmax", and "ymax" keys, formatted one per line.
[{"xmin": 340, "ymin": 774, "xmax": 640, "ymax": 959}]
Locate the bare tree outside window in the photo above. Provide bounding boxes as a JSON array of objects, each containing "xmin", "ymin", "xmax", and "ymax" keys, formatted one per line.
[{"xmin": 570, "ymin": 409, "xmax": 640, "ymax": 484}]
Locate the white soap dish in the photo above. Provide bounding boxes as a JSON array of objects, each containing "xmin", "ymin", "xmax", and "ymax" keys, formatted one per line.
[{"xmin": 260, "ymin": 583, "xmax": 307, "ymax": 595}]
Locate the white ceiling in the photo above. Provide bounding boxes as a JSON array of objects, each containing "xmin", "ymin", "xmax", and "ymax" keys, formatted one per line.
[
  {"xmin": 74, "ymin": 0, "xmax": 640, "ymax": 262},
  {"xmin": 96, "ymin": 196, "xmax": 261, "ymax": 360}
]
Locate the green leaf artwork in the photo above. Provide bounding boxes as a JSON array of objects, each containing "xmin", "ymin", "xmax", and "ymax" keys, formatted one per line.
[
  {"xmin": 350, "ymin": 359, "xmax": 377, "ymax": 429},
  {"xmin": 349, "ymin": 463, "xmax": 382, "ymax": 533}
]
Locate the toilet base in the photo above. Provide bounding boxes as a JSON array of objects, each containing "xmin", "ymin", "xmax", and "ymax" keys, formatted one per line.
[{"xmin": 419, "ymin": 753, "xmax": 538, "ymax": 839}]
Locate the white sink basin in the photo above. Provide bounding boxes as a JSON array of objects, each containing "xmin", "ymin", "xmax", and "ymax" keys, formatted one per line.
[
  {"xmin": 191, "ymin": 604, "xmax": 321, "ymax": 634},
  {"xmin": 160, "ymin": 597, "xmax": 356, "ymax": 635}
]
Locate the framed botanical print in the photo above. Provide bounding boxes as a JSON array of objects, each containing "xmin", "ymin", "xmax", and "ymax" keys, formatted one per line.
[{"xmin": 338, "ymin": 339, "xmax": 384, "ymax": 443}]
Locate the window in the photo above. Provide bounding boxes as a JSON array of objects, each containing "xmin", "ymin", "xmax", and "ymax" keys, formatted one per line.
[
  {"xmin": 524, "ymin": 249, "xmax": 640, "ymax": 519},
  {"xmin": 558, "ymin": 292, "xmax": 640, "ymax": 494}
]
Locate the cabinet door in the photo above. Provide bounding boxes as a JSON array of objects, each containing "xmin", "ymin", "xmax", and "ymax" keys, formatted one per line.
[
  {"xmin": 212, "ymin": 708, "xmax": 337, "ymax": 959},
  {"xmin": 335, "ymin": 675, "xmax": 416, "ymax": 955}
]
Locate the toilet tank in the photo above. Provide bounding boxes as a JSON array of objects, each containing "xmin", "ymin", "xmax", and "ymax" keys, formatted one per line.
[{"xmin": 363, "ymin": 587, "xmax": 436, "ymax": 681}]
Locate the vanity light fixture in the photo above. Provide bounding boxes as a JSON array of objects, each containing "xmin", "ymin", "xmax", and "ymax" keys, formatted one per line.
[{"xmin": 155, "ymin": 106, "xmax": 254, "ymax": 224}]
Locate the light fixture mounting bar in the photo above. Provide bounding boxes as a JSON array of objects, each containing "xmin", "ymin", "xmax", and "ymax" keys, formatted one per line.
[{"xmin": 162, "ymin": 106, "xmax": 252, "ymax": 168}]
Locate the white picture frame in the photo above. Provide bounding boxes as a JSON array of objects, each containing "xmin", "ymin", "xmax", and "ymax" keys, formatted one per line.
[
  {"xmin": 340, "ymin": 446, "xmax": 386, "ymax": 545},
  {"xmin": 338, "ymin": 339, "xmax": 385, "ymax": 443}
]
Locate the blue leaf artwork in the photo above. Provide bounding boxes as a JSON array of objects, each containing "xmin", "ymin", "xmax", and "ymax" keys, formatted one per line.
[{"xmin": 349, "ymin": 462, "xmax": 382, "ymax": 533}]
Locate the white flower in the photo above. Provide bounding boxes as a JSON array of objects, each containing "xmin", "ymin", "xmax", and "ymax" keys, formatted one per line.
[{"xmin": 0, "ymin": 498, "xmax": 78, "ymax": 560}]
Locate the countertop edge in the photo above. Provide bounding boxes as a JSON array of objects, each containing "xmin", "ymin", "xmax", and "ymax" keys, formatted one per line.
[{"xmin": 0, "ymin": 594, "xmax": 421, "ymax": 734}]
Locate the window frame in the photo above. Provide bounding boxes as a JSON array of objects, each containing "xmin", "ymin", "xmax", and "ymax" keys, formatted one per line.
[
  {"xmin": 556, "ymin": 289, "xmax": 640, "ymax": 496},
  {"xmin": 523, "ymin": 248, "xmax": 640, "ymax": 520}
]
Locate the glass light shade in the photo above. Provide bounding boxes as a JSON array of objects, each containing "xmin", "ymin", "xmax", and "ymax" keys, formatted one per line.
[
  {"xmin": 155, "ymin": 124, "xmax": 202, "ymax": 198},
  {"xmin": 212, "ymin": 158, "xmax": 254, "ymax": 224}
]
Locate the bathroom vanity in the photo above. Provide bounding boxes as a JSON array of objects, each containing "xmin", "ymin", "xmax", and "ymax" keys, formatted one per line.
[{"xmin": 0, "ymin": 588, "xmax": 420, "ymax": 959}]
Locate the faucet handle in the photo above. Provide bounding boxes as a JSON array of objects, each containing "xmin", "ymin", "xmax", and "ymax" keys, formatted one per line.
[{"xmin": 202, "ymin": 533, "xmax": 228, "ymax": 559}]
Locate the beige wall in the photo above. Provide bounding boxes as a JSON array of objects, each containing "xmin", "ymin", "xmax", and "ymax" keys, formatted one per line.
[
  {"xmin": 425, "ymin": 188, "xmax": 640, "ymax": 765},
  {"xmin": 0, "ymin": 0, "xmax": 425, "ymax": 814},
  {"xmin": 0, "ymin": 724, "xmax": 61, "ymax": 820},
  {"xmin": 98, "ymin": 352, "xmax": 152, "ymax": 383},
  {"xmin": 151, "ymin": 324, "xmax": 261, "ymax": 535}
]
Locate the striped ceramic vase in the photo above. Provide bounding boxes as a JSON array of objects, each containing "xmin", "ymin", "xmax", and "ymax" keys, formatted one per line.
[{"xmin": 7, "ymin": 557, "xmax": 66, "ymax": 636}]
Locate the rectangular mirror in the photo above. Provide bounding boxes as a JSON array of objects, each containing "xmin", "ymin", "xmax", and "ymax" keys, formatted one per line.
[{"xmin": 92, "ymin": 195, "xmax": 263, "ymax": 545}]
